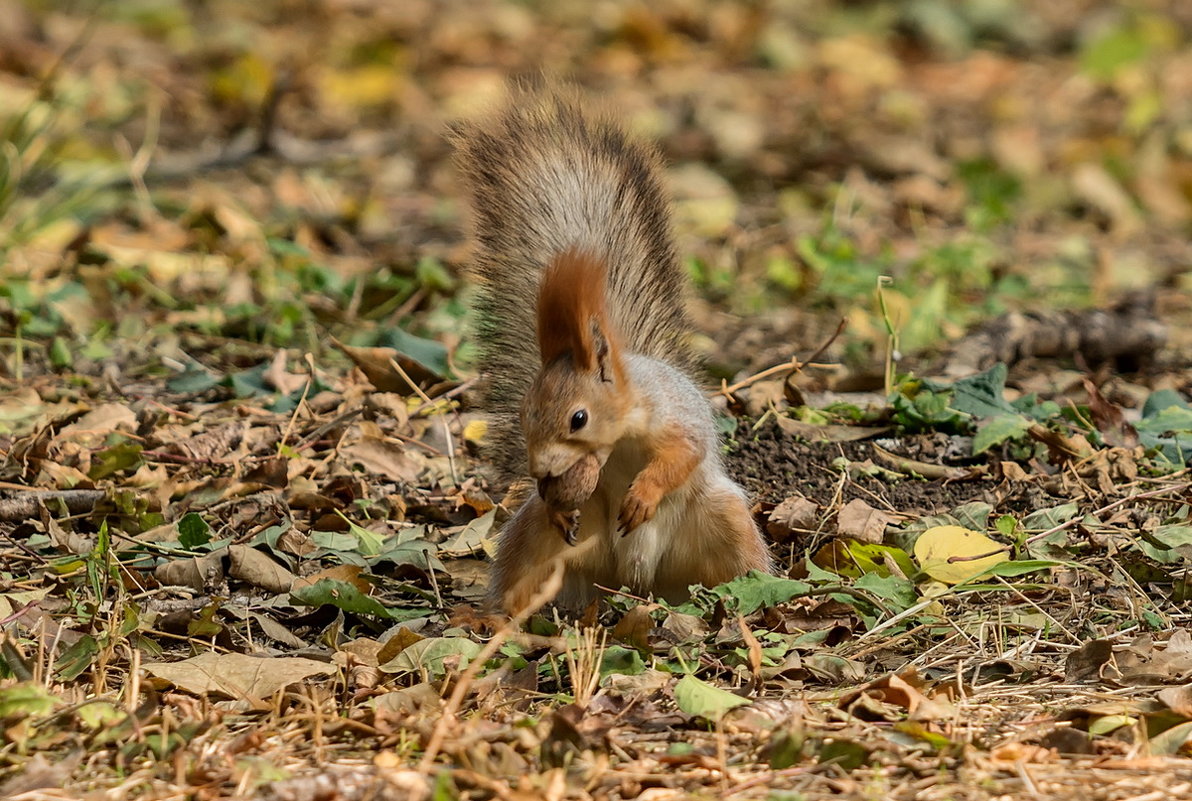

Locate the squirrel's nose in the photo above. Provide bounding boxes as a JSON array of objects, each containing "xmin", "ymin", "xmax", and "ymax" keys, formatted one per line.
[
  {"xmin": 527, "ymin": 455, "xmax": 550, "ymax": 481},
  {"xmin": 528, "ymin": 448, "xmax": 568, "ymax": 480}
]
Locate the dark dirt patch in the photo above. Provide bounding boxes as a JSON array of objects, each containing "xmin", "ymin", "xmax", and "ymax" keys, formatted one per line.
[{"xmin": 726, "ymin": 417, "xmax": 1067, "ymax": 516}]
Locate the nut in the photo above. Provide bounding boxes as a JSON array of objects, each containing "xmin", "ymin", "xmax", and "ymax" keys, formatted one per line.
[{"xmin": 538, "ymin": 454, "xmax": 600, "ymax": 512}]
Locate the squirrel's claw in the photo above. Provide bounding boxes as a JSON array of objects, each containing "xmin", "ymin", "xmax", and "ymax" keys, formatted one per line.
[
  {"xmin": 550, "ymin": 508, "xmax": 581, "ymax": 546},
  {"xmin": 618, "ymin": 485, "xmax": 659, "ymax": 535}
]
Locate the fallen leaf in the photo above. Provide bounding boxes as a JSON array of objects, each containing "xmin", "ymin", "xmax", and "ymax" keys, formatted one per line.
[
  {"xmin": 1066, "ymin": 640, "xmax": 1113, "ymax": 682},
  {"xmin": 767, "ymin": 494, "xmax": 820, "ymax": 542},
  {"xmin": 141, "ymin": 652, "xmax": 333, "ymax": 700},
  {"xmin": 673, "ymin": 673, "xmax": 750, "ymax": 721},
  {"xmin": 340, "ymin": 435, "xmax": 421, "ymax": 483},
  {"xmin": 836, "ymin": 499, "xmax": 894, "ymax": 544},
  {"xmin": 227, "ymin": 545, "xmax": 295, "ymax": 593},
  {"xmin": 913, "ymin": 525, "xmax": 1008, "ymax": 584}
]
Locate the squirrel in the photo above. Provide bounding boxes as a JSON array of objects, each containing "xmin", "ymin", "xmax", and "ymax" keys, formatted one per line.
[{"xmin": 450, "ymin": 85, "xmax": 772, "ymax": 614}]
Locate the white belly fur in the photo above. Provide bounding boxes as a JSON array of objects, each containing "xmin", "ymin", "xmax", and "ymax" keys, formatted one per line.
[{"xmin": 555, "ymin": 442, "xmax": 704, "ymax": 607}]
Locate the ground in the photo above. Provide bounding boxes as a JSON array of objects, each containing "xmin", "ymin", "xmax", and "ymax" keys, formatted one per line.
[{"xmin": 2, "ymin": 1, "xmax": 1192, "ymax": 799}]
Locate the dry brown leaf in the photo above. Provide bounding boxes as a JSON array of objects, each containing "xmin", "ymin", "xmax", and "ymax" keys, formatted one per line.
[
  {"xmin": 766, "ymin": 493, "xmax": 820, "ymax": 542},
  {"xmin": 142, "ymin": 652, "xmax": 333, "ymax": 700},
  {"xmin": 340, "ymin": 435, "xmax": 421, "ymax": 483},
  {"xmin": 835, "ymin": 498, "xmax": 893, "ymax": 544},
  {"xmin": 227, "ymin": 545, "xmax": 295, "ymax": 593},
  {"xmin": 334, "ymin": 340, "xmax": 438, "ymax": 394},
  {"xmin": 155, "ymin": 550, "xmax": 226, "ymax": 591},
  {"xmin": 1066, "ymin": 639, "xmax": 1113, "ymax": 682},
  {"xmin": 373, "ymin": 682, "xmax": 442, "ymax": 716},
  {"xmin": 613, "ymin": 605, "xmax": 655, "ymax": 651},
  {"xmin": 57, "ymin": 403, "xmax": 136, "ymax": 447},
  {"xmin": 1158, "ymin": 684, "xmax": 1192, "ymax": 718},
  {"xmin": 291, "ymin": 564, "xmax": 370, "ymax": 593},
  {"xmin": 838, "ymin": 670, "xmax": 952, "ymax": 721}
]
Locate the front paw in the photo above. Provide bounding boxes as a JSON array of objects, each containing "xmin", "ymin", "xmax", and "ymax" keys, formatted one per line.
[
  {"xmin": 618, "ymin": 483, "xmax": 661, "ymax": 534},
  {"xmin": 549, "ymin": 508, "xmax": 581, "ymax": 546}
]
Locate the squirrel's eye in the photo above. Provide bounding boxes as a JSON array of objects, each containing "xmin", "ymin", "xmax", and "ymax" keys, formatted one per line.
[{"xmin": 570, "ymin": 409, "xmax": 588, "ymax": 432}]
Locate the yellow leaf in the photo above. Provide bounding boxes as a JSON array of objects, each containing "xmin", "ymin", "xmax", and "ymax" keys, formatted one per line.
[
  {"xmin": 913, "ymin": 525, "xmax": 1008, "ymax": 585},
  {"xmin": 462, "ymin": 419, "xmax": 487, "ymax": 444}
]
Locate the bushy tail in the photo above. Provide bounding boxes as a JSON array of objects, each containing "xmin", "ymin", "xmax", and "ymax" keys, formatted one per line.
[{"xmin": 450, "ymin": 85, "xmax": 695, "ymax": 478}]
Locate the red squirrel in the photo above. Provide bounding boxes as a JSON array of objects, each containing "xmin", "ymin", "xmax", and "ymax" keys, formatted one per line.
[{"xmin": 451, "ymin": 85, "xmax": 772, "ymax": 614}]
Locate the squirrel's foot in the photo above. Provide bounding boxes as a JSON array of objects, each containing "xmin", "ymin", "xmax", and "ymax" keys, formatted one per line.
[
  {"xmin": 618, "ymin": 482, "xmax": 661, "ymax": 535},
  {"xmin": 549, "ymin": 508, "xmax": 581, "ymax": 546}
]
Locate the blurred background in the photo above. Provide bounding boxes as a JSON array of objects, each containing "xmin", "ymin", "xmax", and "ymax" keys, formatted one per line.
[{"xmin": 1, "ymin": 0, "xmax": 1190, "ymax": 387}]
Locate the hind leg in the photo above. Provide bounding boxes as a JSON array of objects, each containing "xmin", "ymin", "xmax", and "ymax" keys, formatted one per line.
[
  {"xmin": 655, "ymin": 483, "xmax": 772, "ymax": 600},
  {"xmin": 489, "ymin": 494, "xmax": 613, "ymax": 614},
  {"xmin": 489, "ymin": 495, "xmax": 572, "ymax": 614}
]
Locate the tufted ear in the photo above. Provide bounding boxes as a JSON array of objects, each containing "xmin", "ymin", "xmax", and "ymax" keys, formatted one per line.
[{"xmin": 536, "ymin": 248, "xmax": 622, "ymax": 381}]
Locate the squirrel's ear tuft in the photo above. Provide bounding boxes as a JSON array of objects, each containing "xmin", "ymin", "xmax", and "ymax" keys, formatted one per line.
[{"xmin": 537, "ymin": 249, "xmax": 618, "ymax": 373}]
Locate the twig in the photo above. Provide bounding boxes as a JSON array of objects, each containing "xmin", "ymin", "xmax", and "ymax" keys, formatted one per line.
[
  {"xmin": 417, "ymin": 561, "xmax": 564, "ymax": 773},
  {"xmin": 388, "ymin": 357, "xmax": 435, "ymax": 405},
  {"xmin": 716, "ymin": 317, "xmax": 846, "ymax": 398},
  {"xmin": 0, "ymin": 489, "xmax": 106, "ymax": 522},
  {"xmin": 411, "ymin": 377, "xmax": 477, "ymax": 418},
  {"xmin": 1025, "ymin": 480, "xmax": 1192, "ymax": 545}
]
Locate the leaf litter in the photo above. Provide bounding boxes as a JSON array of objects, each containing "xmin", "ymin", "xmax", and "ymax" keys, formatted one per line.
[{"xmin": 3, "ymin": 1, "xmax": 1192, "ymax": 799}]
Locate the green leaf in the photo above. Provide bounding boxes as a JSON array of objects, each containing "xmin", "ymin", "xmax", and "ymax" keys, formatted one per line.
[
  {"xmin": 49, "ymin": 336, "xmax": 72, "ymax": 368},
  {"xmin": 1081, "ymin": 25, "xmax": 1148, "ymax": 81},
  {"xmin": 1151, "ymin": 525, "xmax": 1192, "ymax": 550},
  {"xmin": 378, "ymin": 637, "xmax": 481, "ymax": 678},
  {"xmin": 379, "ymin": 327, "xmax": 451, "ymax": 380},
  {"xmin": 290, "ymin": 579, "xmax": 428, "ymax": 621},
  {"xmin": 974, "ymin": 559, "xmax": 1061, "ymax": 578},
  {"xmin": 0, "ymin": 683, "xmax": 55, "ymax": 719},
  {"xmin": 713, "ymin": 572, "xmax": 811, "ymax": 615},
  {"xmin": 88, "ymin": 441, "xmax": 144, "ymax": 480},
  {"xmin": 953, "ymin": 502, "xmax": 994, "ymax": 532},
  {"xmin": 600, "ymin": 646, "xmax": 646, "ymax": 678},
  {"xmin": 995, "ymin": 514, "xmax": 1018, "ymax": 538},
  {"xmin": 177, "ymin": 513, "xmax": 211, "ymax": 549},
  {"xmin": 1021, "ymin": 503, "xmax": 1079, "ymax": 534},
  {"xmin": 932, "ymin": 363, "xmax": 1017, "ymax": 420},
  {"xmin": 853, "ymin": 572, "xmax": 917, "ymax": 613},
  {"xmin": 1149, "ymin": 720, "xmax": 1192, "ymax": 756},
  {"xmin": 376, "ymin": 529, "xmax": 445, "ymax": 573},
  {"xmin": 168, "ymin": 366, "xmax": 221, "ymax": 394},
  {"xmin": 1135, "ymin": 393, "xmax": 1192, "ymax": 464},
  {"xmin": 818, "ymin": 738, "xmax": 870, "ymax": 770},
  {"xmin": 972, "ymin": 414, "xmax": 1032, "ymax": 454},
  {"xmin": 889, "ymin": 385, "xmax": 966, "ymax": 431},
  {"xmin": 335, "ymin": 511, "xmax": 385, "ymax": 557},
  {"xmin": 1142, "ymin": 389, "xmax": 1191, "ymax": 418},
  {"xmin": 673, "ymin": 673, "xmax": 749, "ymax": 721}
]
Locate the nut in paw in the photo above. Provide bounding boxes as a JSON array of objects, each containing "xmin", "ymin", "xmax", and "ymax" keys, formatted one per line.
[{"xmin": 538, "ymin": 454, "xmax": 600, "ymax": 545}]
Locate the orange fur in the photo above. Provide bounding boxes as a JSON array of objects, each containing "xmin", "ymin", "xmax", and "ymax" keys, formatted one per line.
[
  {"xmin": 536, "ymin": 249, "xmax": 621, "ymax": 378},
  {"xmin": 619, "ymin": 424, "xmax": 702, "ymax": 532}
]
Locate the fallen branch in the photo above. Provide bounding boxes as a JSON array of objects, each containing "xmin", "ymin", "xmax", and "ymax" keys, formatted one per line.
[{"xmin": 0, "ymin": 490, "xmax": 106, "ymax": 522}]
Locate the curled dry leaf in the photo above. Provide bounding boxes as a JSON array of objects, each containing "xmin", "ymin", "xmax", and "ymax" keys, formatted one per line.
[
  {"xmin": 766, "ymin": 493, "xmax": 820, "ymax": 542},
  {"xmin": 227, "ymin": 545, "xmax": 295, "ymax": 593},
  {"xmin": 838, "ymin": 671, "xmax": 953, "ymax": 721},
  {"xmin": 155, "ymin": 550, "xmax": 225, "ymax": 591}
]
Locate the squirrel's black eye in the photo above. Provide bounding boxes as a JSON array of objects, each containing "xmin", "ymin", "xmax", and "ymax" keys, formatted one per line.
[{"xmin": 570, "ymin": 409, "xmax": 588, "ymax": 432}]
